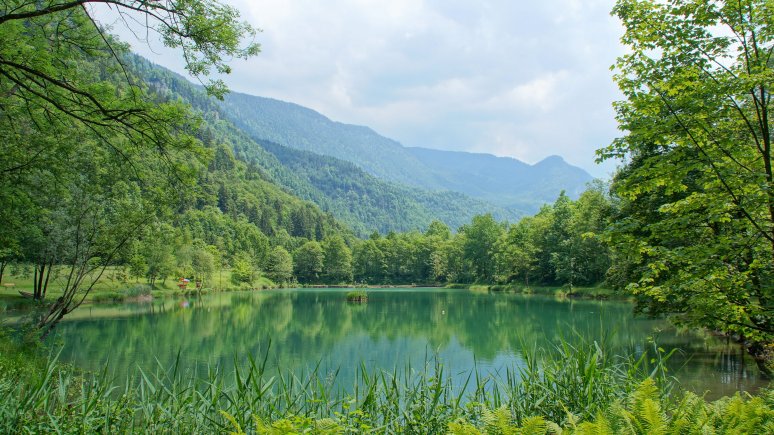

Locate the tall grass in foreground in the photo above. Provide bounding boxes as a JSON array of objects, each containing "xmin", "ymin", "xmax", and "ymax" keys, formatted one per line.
[{"xmin": 0, "ymin": 338, "xmax": 771, "ymax": 433}]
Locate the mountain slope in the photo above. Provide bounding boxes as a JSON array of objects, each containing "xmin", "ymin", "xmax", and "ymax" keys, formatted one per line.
[
  {"xmin": 218, "ymin": 93, "xmax": 443, "ymax": 190},
  {"xmin": 257, "ymin": 140, "xmax": 520, "ymax": 234},
  {"xmin": 130, "ymin": 55, "xmax": 520, "ymax": 235},
  {"xmin": 218, "ymin": 92, "xmax": 594, "ymax": 213}
]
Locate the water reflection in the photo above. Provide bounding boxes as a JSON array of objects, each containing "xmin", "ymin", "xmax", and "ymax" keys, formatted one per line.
[{"xmin": 51, "ymin": 288, "xmax": 767, "ymax": 398}]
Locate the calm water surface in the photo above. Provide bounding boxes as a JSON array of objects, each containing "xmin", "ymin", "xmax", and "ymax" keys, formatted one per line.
[{"xmin": 52, "ymin": 288, "xmax": 766, "ymax": 398}]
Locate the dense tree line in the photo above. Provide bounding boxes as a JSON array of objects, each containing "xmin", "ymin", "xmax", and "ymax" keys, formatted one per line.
[{"xmin": 344, "ymin": 187, "xmax": 612, "ymax": 286}]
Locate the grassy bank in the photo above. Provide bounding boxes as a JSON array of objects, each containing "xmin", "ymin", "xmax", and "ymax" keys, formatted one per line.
[
  {"xmin": 0, "ymin": 267, "xmax": 284, "ymax": 311},
  {"xmin": 446, "ymin": 283, "xmax": 622, "ymax": 300},
  {"xmin": 1, "ymin": 330, "xmax": 771, "ymax": 433}
]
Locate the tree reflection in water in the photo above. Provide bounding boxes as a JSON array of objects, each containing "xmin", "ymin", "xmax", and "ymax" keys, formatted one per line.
[{"xmin": 53, "ymin": 288, "xmax": 767, "ymax": 398}]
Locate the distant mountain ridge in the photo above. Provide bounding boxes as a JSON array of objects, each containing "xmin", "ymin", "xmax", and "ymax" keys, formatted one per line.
[
  {"xmin": 218, "ymin": 92, "xmax": 593, "ymax": 214},
  {"xmin": 405, "ymin": 148, "xmax": 590, "ymax": 211}
]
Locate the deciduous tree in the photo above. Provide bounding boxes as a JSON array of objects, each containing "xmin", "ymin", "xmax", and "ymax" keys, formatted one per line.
[{"xmin": 602, "ymin": 0, "xmax": 774, "ymax": 371}]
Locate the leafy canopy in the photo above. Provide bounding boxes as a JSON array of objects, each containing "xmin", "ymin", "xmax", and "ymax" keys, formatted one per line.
[{"xmin": 601, "ymin": 0, "xmax": 774, "ymax": 365}]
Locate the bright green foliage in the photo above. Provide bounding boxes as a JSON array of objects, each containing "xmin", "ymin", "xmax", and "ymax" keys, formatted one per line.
[
  {"xmin": 190, "ymin": 246, "xmax": 215, "ymax": 286},
  {"xmin": 570, "ymin": 378, "xmax": 774, "ymax": 434},
  {"xmin": 601, "ymin": 0, "xmax": 774, "ymax": 366},
  {"xmin": 230, "ymin": 251, "xmax": 255, "ymax": 285},
  {"xmin": 0, "ymin": 0, "xmax": 259, "ymax": 100},
  {"xmin": 0, "ymin": 0, "xmax": 258, "ymax": 333},
  {"xmin": 448, "ymin": 379, "xmax": 774, "ymax": 434},
  {"xmin": 461, "ymin": 214, "xmax": 505, "ymax": 282},
  {"xmin": 496, "ymin": 216, "xmax": 540, "ymax": 285},
  {"xmin": 322, "ymin": 235, "xmax": 354, "ymax": 283},
  {"xmin": 265, "ymin": 246, "xmax": 293, "ymax": 284},
  {"xmin": 293, "ymin": 241, "xmax": 325, "ymax": 283},
  {"xmin": 353, "ymin": 239, "xmax": 386, "ymax": 283},
  {"xmin": 551, "ymin": 187, "xmax": 613, "ymax": 286},
  {"xmin": 345, "ymin": 190, "xmax": 615, "ymax": 287},
  {"xmin": 139, "ymin": 223, "xmax": 178, "ymax": 287}
]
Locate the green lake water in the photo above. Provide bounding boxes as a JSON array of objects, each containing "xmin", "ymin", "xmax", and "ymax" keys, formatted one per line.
[{"xmin": 52, "ymin": 288, "xmax": 767, "ymax": 398}]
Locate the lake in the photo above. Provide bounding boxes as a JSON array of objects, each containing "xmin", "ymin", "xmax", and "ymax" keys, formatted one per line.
[{"xmin": 53, "ymin": 288, "xmax": 766, "ymax": 398}]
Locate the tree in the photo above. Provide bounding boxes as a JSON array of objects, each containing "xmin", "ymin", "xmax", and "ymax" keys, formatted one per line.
[
  {"xmin": 230, "ymin": 251, "xmax": 255, "ymax": 285},
  {"xmin": 266, "ymin": 246, "xmax": 293, "ymax": 284},
  {"xmin": 293, "ymin": 241, "xmax": 324, "ymax": 284},
  {"xmin": 191, "ymin": 246, "xmax": 215, "ymax": 288},
  {"xmin": 496, "ymin": 217, "xmax": 539, "ymax": 285},
  {"xmin": 141, "ymin": 222, "xmax": 177, "ymax": 288},
  {"xmin": 0, "ymin": 0, "xmax": 259, "ymax": 336},
  {"xmin": 0, "ymin": 245, "xmax": 18, "ymax": 286},
  {"xmin": 546, "ymin": 192, "xmax": 575, "ymax": 285},
  {"xmin": 602, "ymin": 0, "xmax": 773, "ymax": 371},
  {"xmin": 461, "ymin": 214, "xmax": 504, "ymax": 282},
  {"xmin": 547, "ymin": 189, "xmax": 612, "ymax": 287},
  {"xmin": 353, "ymin": 239, "xmax": 385, "ymax": 284},
  {"xmin": 323, "ymin": 235, "xmax": 353, "ymax": 283},
  {"xmin": 425, "ymin": 220, "xmax": 451, "ymax": 240}
]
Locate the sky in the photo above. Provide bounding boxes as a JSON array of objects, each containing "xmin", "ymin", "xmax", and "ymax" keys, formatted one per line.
[{"xmin": 93, "ymin": 0, "xmax": 626, "ymax": 178}]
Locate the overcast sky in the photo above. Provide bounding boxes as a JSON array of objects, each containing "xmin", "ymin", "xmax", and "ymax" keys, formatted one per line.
[{"xmin": 94, "ymin": 0, "xmax": 626, "ymax": 178}]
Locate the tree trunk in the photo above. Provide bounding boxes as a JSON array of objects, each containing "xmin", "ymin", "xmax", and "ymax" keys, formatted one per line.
[
  {"xmin": 33, "ymin": 262, "xmax": 45, "ymax": 300},
  {"xmin": 38, "ymin": 299, "xmax": 68, "ymax": 341},
  {"xmin": 747, "ymin": 341, "xmax": 772, "ymax": 379},
  {"xmin": 32, "ymin": 261, "xmax": 53, "ymax": 301},
  {"xmin": 42, "ymin": 261, "xmax": 52, "ymax": 300}
]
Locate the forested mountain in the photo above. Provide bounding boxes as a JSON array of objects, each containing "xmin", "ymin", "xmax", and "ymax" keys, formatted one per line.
[
  {"xmin": 256, "ymin": 140, "xmax": 518, "ymax": 235},
  {"xmin": 218, "ymin": 92, "xmax": 593, "ymax": 214},
  {"xmin": 131, "ymin": 56, "xmax": 520, "ymax": 235},
  {"xmin": 218, "ymin": 93, "xmax": 442, "ymax": 189}
]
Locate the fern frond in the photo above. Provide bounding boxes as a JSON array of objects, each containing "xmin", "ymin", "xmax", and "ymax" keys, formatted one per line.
[
  {"xmin": 219, "ymin": 410, "xmax": 244, "ymax": 435},
  {"xmin": 482, "ymin": 405, "xmax": 514, "ymax": 433},
  {"xmin": 573, "ymin": 415, "xmax": 614, "ymax": 435},
  {"xmin": 447, "ymin": 418, "xmax": 482, "ymax": 435},
  {"xmin": 519, "ymin": 416, "xmax": 548, "ymax": 435}
]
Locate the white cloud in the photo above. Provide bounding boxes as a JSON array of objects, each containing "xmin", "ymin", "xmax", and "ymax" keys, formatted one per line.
[
  {"xmin": 92, "ymin": 0, "xmax": 626, "ymax": 178},
  {"xmin": 488, "ymin": 71, "xmax": 569, "ymax": 112}
]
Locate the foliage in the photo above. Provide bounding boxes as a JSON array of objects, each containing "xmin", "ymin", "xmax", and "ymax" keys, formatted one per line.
[
  {"xmin": 448, "ymin": 378, "xmax": 774, "ymax": 434},
  {"xmin": 293, "ymin": 241, "xmax": 324, "ymax": 284},
  {"xmin": 265, "ymin": 246, "xmax": 293, "ymax": 284},
  {"xmin": 461, "ymin": 214, "xmax": 505, "ymax": 282},
  {"xmin": 0, "ymin": 0, "xmax": 258, "ymax": 334},
  {"xmin": 346, "ymin": 191, "xmax": 614, "ymax": 287},
  {"xmin": 322, "ymin": 235, "xmax": 354, "ymax": 283},
  {"xmin": 346, "ymin": 289, "xmax": 368, "ymax": 302},
  {"xmin": 230, "ymin": 252, "xmax": 255, "ymax": 285},
  {"xmin": 601, "ymin": 0, "xmax": 774, "ymax": 368},
  {"xmin": 1, "ymin": 336, "xmax": 770, "ymax": 434}
]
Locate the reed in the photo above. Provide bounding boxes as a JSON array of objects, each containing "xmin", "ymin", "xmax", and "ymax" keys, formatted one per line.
[{"xmin": 0, "ymin": 334, "xmax": 768, "ymax": 433}]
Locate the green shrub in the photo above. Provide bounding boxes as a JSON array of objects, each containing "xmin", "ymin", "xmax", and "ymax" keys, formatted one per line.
[
  {"xmin": 346, "ymin": 290, "xmax": 368, "ymax": 302},
  {"xmin": 123, "ymin": 284, "xmax": 152, "ymax": 297},
  {"xmin": 91, "ymin": 292, "xmax": 126, "ymax": 303}
]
